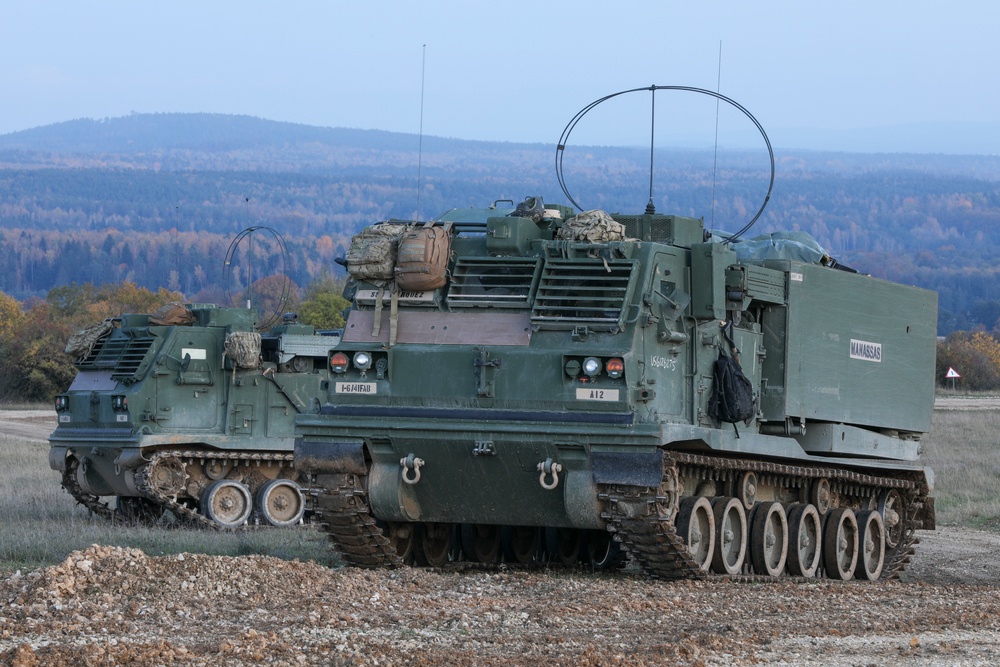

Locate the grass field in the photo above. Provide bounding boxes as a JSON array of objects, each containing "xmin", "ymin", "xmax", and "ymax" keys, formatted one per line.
[
  {"xmin": 0, "ymin": 433, "xmax": 337, "ymax": 576},
  {"xmin": 920, "ymin": 408, "xmax": 1000, "ymax": 530},
  {"xmin": 0, "ymin": 406, "xmax": 994, "ymax": 575}
]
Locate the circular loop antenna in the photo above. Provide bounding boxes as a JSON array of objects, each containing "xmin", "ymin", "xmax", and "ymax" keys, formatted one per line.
[
  {"xmin": 223, "ymin": 225, "xmax": 291, "ymax": 330},
  {"xmin": 555, "ymin": 85, "xmax": 775, "ymax": 241}
]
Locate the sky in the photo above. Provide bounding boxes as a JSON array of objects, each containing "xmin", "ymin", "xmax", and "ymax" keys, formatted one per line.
[{"xmin": 2, "ymin": 1, "xmax": 998, "ymax": 153}]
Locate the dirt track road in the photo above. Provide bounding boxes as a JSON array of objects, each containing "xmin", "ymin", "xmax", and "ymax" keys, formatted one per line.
[
  {"xmin": 2, "ymin": 404, "xmax": 999, "ymax": 665},
  {"xmin": 0, "ymin": 409, "xmax": 55, "ymax": 444}
]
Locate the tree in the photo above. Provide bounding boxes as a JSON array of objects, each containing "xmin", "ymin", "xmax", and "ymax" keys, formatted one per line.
[
  {"xmin": 936, "ymin": 331, "xmax": 1000, "ymax": 391},
  {"xmin": 238, "ymin": 274, "xmax": 300, "ymax": 328},
  {"xmin": 0, "ymin": 290, "xmax": 24, "ymax": 340},
  {"xmin": 299, "ymin": 274, "xmax": 349, "ymax": 330},
  {"xmin": 0, "ymin": 302, "xmax": 76, "ymax": 402}
]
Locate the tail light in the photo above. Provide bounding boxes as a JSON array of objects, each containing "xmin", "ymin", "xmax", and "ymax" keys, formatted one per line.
[
  {"xmin": 54, "ymin": 396, "xmax": 69, "ymax": 412},
  {"xmin": 606, "ymin": 358, "xmax": 624, "ymax": 379},
  {"xmin": 330, "ymin": 352, "xmax": 349, "ymax": 373}
]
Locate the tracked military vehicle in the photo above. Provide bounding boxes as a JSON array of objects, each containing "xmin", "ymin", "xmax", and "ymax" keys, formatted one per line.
[
  {"xmin": 49, "ymin": 305, "xmax": 340, "ymax": 528},
  {"xmin": 295, "ymin": 88, "xmax": 936, "ymax": 580}
]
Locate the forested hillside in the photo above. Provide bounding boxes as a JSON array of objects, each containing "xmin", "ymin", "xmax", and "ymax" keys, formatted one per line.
[{"xmin": 2, "ymin": 113, "xmax": 1000, "ymax": 333}]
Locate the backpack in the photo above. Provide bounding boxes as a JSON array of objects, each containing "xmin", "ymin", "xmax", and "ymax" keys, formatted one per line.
[
  {"xmin": 708, "ymin": 323, "xmax": 757, "ymax": 426},
  {"xmin": 394, "ymin": 222, "xmax": 453, "ymax": 291},
  {"xmin": 345, "ymin": 223, "xmax": 408, "ymax": 284}
]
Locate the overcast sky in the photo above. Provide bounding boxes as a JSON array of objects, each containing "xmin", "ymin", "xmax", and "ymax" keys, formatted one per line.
[{"xmin": 2, "ymin": 1, "xmax": 996, "ymax": 152}]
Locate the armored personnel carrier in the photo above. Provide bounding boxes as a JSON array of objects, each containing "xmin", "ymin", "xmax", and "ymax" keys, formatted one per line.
[
  {"xmin": 295, "ymin": 89, "xmax": 936, "ymax": 580},
  {"xmin": 49, "ymin": 305, "xmax": 340, "ymax": 528}
]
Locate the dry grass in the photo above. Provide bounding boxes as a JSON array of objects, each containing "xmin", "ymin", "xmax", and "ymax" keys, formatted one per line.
[
  {"xmin": 0, "ymin": 434, "xmax": 337, "ymax": 576},
  {"xmin": 0, "ymin": 405, "xmax": 994, "ymax": 574},
  {"xmin": 920, "ymin": 409, "xmax": 1000, "ymax": 529}
]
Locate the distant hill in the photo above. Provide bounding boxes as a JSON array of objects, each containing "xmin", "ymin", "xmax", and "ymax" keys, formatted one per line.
[{"xmin": 2, "ymin": 112, "xmax": 1000, "ymax": 334}]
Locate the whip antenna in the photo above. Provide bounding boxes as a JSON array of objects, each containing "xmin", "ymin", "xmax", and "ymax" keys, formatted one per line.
[
  {"xmin": 416, "ymin": 44, "xmax": 426, "ymax": 220},
  {"xmin": 711, "ymin": 41, "xmax": 723, "ymax": 228}
]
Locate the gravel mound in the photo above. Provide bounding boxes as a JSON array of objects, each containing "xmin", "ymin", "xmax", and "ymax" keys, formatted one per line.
[{"xmin": 2, "ymin": 542, "xmax": 1000, "ymax": 666}]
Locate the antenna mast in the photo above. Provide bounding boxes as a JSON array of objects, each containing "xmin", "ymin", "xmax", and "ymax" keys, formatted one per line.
[
  {"xmin": 711, "ymin": 41, "xmax": 723, "ymax": 229},
  {"xmin": 245, "ymin": 197, "xmax": 252, "ymax": 309},
  {"xmin": 416, "ymin": 44, "xmax": 427, "ymax": 220}
]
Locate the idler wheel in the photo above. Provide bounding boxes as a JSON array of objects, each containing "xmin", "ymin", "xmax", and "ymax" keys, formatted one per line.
[
  {"xmin": 855, "ymin": 510, "xmax": 886, "ymax": 581},
  {"xmin": 676, "ymin": 496, "xmax": 716, "ymax": 573},
  {"xmin": 822, "ymin": 507, "xmax": 859, "ymax": 580},
  {"xmin": 710, "ymin": 497, "xmax": 747, "ymax": 575},
  {"xmin": 749, "ymin": 501, "xmax": 788, "ymax": 576},
  {"xmin": 200, "ymin": 479, "xmax": 253, "ymax": 528},
  {"xmin": 501, "ymin": 526, "xmax": 540, "ymax": 564},
  {"xmin": 254, "ymin": 479, "xmax": 305, "ymax": 526},
  {"xmin": 786, "ymin": 503, "xmax": 822, "ymax": 577}
]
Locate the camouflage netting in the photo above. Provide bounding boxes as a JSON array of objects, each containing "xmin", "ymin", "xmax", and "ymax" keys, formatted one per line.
[
  {"xmin": 345, "ymin": 223, "xmax": 409, "ymax": 284},
  {"xmin": 149, "ymin": 303, "xmax": 196, "ymax": 326},
  {"xmin": 224, "ymin": 331, "xmax": 261, "ymax": 370},
  {"xmin": 64, "ymin": 319, "xmax": 114, "ymax": 359},
  {"xmin": 556, "ymin": 210, "xmax": 627, "ymax": 243}
]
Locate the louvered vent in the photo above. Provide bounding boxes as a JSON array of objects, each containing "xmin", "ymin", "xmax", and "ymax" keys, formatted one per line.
[
  {"xmin": 531, "ymin": 260, "xmax": 635, "ymax": 331},
  {"xmin": 447, "ymin": 258, "xmax": 541, "ymax": 308},
  {"xmin": 79, "ymin": 334, "xmax": 155, "ymax": 380},
  {"xmin": 615, "ymin": 215, "xmax": 673, "ymax": 242}
]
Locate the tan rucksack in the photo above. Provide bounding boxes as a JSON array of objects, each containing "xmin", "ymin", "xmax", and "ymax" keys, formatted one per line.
[
  {"xmin": 345, "ymin": 223, "xmax": 408, "ymax": 284},
  {"xmin": 394, "ymin": 222, "xmax": 453, "ymax": 291},
  {"xmin": 149, "ymin": 303, "xmax": 196, "ymax": 326}
]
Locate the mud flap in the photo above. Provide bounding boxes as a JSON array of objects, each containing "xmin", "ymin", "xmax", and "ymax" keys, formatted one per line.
[
  {"xmin": 294, "ymin": 438, "xmax": 367, "ymax": 475},
  {"xmin": 591, "ymin": 450, "xmax": 663, "ymax": 488}
]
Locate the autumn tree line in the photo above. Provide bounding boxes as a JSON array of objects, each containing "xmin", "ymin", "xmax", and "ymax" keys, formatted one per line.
[
  {"xmin": 0, "ymin": 274, "xmax": 996, "ymax": 402},
  {"xmin": 0, "ymin": 275, "xmax": 348, "ymax": 403}
]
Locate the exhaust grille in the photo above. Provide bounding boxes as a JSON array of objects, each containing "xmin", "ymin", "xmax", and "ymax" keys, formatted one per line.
[
  {"xmin": 79, "ymin": 334, "xmax": 155, "ymax": 380},
  {"xmin": 531, "ymin": 260, "xmax": 636, "ymax": 331},
  {"xmin": 447, "ymin": 258, "xmax": 541, "ymax": 308}
]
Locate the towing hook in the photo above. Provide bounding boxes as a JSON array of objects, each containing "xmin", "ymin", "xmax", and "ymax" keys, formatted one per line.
[
  {"xmin": 400, "ymin": 453, "xmax": 425, "ymax": 485},
  {"xmin": 536, "ymin": 458, "xmax": 563, "ymax": 491}
]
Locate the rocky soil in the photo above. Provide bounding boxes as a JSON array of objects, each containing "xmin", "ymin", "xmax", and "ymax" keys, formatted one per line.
[
  {"xmin": 0, "ymin": 527, "xmax": 997, "ymax": 667},
  {"xmin": 3, "ymin": 406, "xmax": 998, "ymax": 665}
]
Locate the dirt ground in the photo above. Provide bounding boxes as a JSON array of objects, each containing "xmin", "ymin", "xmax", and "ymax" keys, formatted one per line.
[
  {"xmin": 0, "ymin": 529, "xmax": 998, "ymax": 667},
  {"xmin": 2, "ymin": 407, "xmax": 999, "ymax": 666}
]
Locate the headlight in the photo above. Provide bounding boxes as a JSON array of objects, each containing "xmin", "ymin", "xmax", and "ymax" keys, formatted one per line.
[
  {"xmin": 353, "ymin": 351, "xmax": 372, "ymax": 371},
  {"xmin": 583, "ymin": 357, "xmax": 602, "ymax": 377}
]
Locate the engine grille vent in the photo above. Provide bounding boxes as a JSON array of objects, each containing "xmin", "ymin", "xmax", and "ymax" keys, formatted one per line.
[
  {"xmin": 447, "ymin": 258, "xmax": 541, "ymax": 308},
  {"xmin": 530, "ymin": 260, "xmax": 636, "ymax": 331},
  {"xmin": 79, "ymin": 335, "xmax": 155, "ymax": 380}
]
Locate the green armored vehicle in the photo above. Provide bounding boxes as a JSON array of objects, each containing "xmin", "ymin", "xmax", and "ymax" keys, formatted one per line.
[
  {"xmin": 295, "ymin": 90, "xmax": 937, "ymax": 580},
  {"xmin": 49, "ymin": 305, "xmax": 340, "ymax": 528}
]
